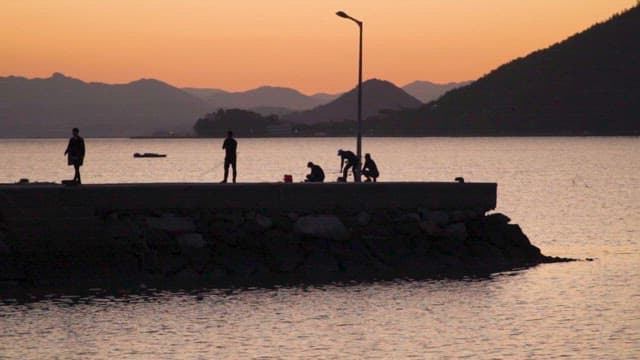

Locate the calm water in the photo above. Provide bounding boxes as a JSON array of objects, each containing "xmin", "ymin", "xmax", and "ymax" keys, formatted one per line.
[{"xmin": 1, "ymin": 137, "xmax": 639, "ymax": 359}]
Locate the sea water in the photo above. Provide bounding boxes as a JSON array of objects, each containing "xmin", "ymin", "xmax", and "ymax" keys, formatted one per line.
[{"xmin": 0, "ymin": 137, "xmax": 638, "ymax": 358}]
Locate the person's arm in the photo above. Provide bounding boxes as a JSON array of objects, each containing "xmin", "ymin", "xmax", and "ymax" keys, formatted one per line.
[
  {"xmin": 79, "ymin": 139, "xmax": 85, "ymax": 158},
  {"xmin": 339, "ymin": 156, "xmax": 344, "ymax": 171},
  {"xmin": 64, "ymin": 139, "xmax": 71, "ymax": 155},
  {"xmin": 222, "ymin": 139, "xmax": 226, "ymax": 150}
]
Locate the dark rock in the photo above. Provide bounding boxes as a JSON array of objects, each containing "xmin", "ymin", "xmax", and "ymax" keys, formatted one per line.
[
  {"xmin": 294, "ymin": 215, "xmax": 348, "ymax": 241},
  {"xmin": 264, "ymin": 236, "xmax": 303, "ymax": 273},
  {"xmin": 423, "ymin": 210, "xmax": 449, "ymax": 225},
  {"xmin": 467, "ymin": 239, "xmax": 504, "ymax": 259},
  {"xmin": 143, "ymin": 228, "xmax": 177, "ymax": 253},
  {"xmin": 255, "ymin": 214, "xmax": 273, "ymax": 230},
  {"xmin": 303, "ymin": 251, "xmax": 341, "ymax": 274},
  {"xmin": 0, "ymin": 235, "xmax": 10, "ymax": 255},
  {"xmin": 419, "ymin": 220, "xmax": 442, "ymax": 237},
  {"xmin": 146, "ymin": 215, "xmax": 196, "ymax": 233},
  {"xmin": 485, "ymin": 213, "xmax": 511, "ymax": 225},
  {"xmin": 177, "ymin": 233, "xmax": 206, "ymax": 250},
  {"xmin": 444, "ymin": 223, "xmax": 467, "ymax": 242},
  {"xmin": 400, "ymin": 212, "xmax": 421, "ymax": 222},
  {"xmin": 450, "ymin": 210, "xmax": 467, "ymax": 223},
  {"xmin": 356, "ymin": 211, "xmax": 371, "ymax": 226}
]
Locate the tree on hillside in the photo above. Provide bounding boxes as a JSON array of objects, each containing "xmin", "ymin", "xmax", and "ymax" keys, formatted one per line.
[{"xmin": 193, "ymin": 108, "xmax": 282, "ymax": 137}]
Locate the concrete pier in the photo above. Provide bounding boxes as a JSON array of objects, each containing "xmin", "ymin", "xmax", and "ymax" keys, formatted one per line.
[{"xmin": 0, "ymin": 182, "xmax": 563, "ymax": 289}]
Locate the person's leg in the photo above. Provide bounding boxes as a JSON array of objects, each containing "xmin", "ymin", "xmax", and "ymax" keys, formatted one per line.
[
  {"xmin": 343, "ymin": 163, "xmax": 352, "ymax": 180},
  {"xmin": 74, "ymin": 164, "xmax": 81, "ymax": 184},
  {"xmin": 222, "ymin": 158, "xmax": 230, "ymax": 183},
  {"xmin": 231, "ymin": 158, "xmax": 237, "ymax": 183},
  {"xmin": 362, "ymin": 169, "xmax": 371, "ymax": 182}
]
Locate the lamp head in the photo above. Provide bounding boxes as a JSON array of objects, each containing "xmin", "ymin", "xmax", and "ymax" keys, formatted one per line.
[{"xmin": 336, "ymin": 11, "xmax": 349, "ymax": 19}]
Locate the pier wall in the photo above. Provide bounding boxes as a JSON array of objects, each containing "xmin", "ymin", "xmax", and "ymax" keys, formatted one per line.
[{"xmin": 0, "ymin": 182, "xmax": 557, "ymax": 288}]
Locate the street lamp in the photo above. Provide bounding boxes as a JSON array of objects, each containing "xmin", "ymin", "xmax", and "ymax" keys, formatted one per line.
[{"xmin": 336, "ymin": 10, "xmax": 363, "ymax": 182}]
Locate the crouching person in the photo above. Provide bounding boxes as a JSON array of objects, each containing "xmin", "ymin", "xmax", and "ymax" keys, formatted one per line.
[{"xmin": 305, "ymin": 162, "xmax": 325, "ymax": 182}]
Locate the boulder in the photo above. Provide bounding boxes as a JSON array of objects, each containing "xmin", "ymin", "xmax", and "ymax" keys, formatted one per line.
[
  {"xmin": 423, "ymin": 210, "xmax": 449, "ymax": 226},
  {"xmin": 444, "ymin": 223, "xmax": 467, "ymax": 243},
  {"xmin": 303, "ymin": 251, "xmax": 341, "ymax": 274},
  {"xmin": 467, "ymin": 239, "xmax": 504, "ymax": 259},
  {"xmin": 294, "ymin": 215, "xmax": 348, "ymax": 241},
  {"xmin": 264, "ymin": 236, "xmax": 303, "ymax": 273},
  {"xmin": 287, "ymin": 212, "xmax": 300, "ymax": 222},
  {"xmin": 449, "ymin": 210, "xmax": 466, "ymax": 222},
  {"xmin": 504, "ymin": 224, "xmax": 532, "ymax": 247},
  {"xmin": 419, "ymin": 220, "xmax": 442, "ymax": 237},
  {"xmin": 146, "ymin": 215, "xmax": 196, "ymax": 233},
  {"xmin": 356, "ymin": 211, "xmax": 371, "ymax": 226},
  {"xmin": 255, "ymin": 214, "xmax": 273, "ymax": 229},
  {"xmin": 0, "ymin": 235, "xmax": 10, "ymax": 255},
  {"xmin": 485, "ymin": 213, "xmax": 511, "ymax": 225},
  {"xmin": 400, "ymin": 212, "xmax": 421, "ymax": 222},
  {"xmin": 177, "ymin": 233, "xmax": 206, "ymax": 249}
]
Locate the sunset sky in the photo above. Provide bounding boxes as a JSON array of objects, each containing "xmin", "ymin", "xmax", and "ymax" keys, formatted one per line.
[{"xmin": 0, "ymin": 0, "xmax": 635, "ymax": 94}]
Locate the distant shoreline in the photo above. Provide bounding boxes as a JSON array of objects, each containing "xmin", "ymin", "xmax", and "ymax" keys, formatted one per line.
[{"xmin": 0, "ymin": 134, "xmax": 637, "ymax": 140}]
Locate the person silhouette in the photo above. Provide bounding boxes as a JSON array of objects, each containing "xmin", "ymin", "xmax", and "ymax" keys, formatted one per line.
[
  {"xmin": 64, "ymin": 127, "xmax": 85, "ymax": 184},
  {"xmin": 337, "ymin": 149, "xmax": 360, "ymax": 182},
  {"xmin": 305, "ymin": 162, "xmax": 325, "ymax": 182},
  {"xmin": 362, "ymin": 153, "xmax": 379, "ymax": 182},
  {"xmin": 221, "ymin": 130, "xmax": 237, "ymax": 183}
]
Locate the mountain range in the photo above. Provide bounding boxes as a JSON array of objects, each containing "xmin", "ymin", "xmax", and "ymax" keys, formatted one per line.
[
  {"xmin": 0, "ymin": 73, "xmax": 208, "ymax": 137},
  {"xmin": 183, "ymin": 86, "xmax": 340, "ymax": 113},
  {"xmin": 284, "ymin": 79, "xmax": 423, "ymax": 124},
  {"xmin": 183, "ymin": 80, "xmax": 468, "ymax": 115},
  {"xmin": 0, "ymin": 73, "xmax": 443, "ymax": 137},
  {"xmin": 402, "ymin": 80, "xmax": 471, "ymax": 103},
  {"xmin": 375, "ymin": 5, "xmax": 640, "ymax": 135}
]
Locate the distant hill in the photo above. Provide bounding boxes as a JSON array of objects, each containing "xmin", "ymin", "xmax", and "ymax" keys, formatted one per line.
[
  {"xmin": 284, "ymin": 79, "xmax": 423, "ymax": 124},
  {"xmin": 402, "ymin": 80, "xmax": 471, "ymax": 103},
  {"xmin": 0, "ymin": 73, "xmax": 208, "ymax": 137},
  {"xmin": 378, "ymin": 5, "xmax": 640, "ymax": 135},
  {"xmin": 183, "ymin": 86, "xmax": 338, "ymax": 113}
]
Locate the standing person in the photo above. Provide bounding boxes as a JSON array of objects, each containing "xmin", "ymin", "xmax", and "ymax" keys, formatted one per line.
[
  {"xmin": 362, "ymin": 153, "xmax": 379, "ymax": 182},
  {"xmin": 64, "ymin": 127, "xmax": 85, "ymax": 184},
  {"xmin": 305, "ymin": 162, "xmax": 325, "ymax": 182},
  {"xmin": 221, "ymin": 130, "xmax": 237, "ymax": 183},
  {"xmin": 337, "ymin": 149, "xmax": 360, "ymax": 182}
]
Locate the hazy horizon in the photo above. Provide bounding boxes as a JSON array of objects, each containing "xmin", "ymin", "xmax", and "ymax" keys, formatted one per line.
[{"xmin": 1, "ymin": 0, "xmax": 634, "ymax": 93}]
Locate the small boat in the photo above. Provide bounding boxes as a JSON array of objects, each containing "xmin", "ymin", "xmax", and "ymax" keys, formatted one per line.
[{"xmin": 133, "ymin": 153, "xmax": 167, "ymax": 158}]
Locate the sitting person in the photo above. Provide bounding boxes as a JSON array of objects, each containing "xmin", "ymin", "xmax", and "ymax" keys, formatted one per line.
[
  {"xmin": 362, "ymin": 153, "xmax": 379, "ymax": 182},
  {"xmin": 305, "ymin": 162, "xmax": 325, "ymax": 182}
]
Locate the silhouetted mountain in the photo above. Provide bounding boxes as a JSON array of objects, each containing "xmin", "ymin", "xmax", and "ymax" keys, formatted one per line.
[
  {"xmin": 378, "ymin": 6, "xmax": 640, "ymax": 136},
  {"xmin": 284, "ymin": 79, "xmax": 423, "ymax": 124},
  {"xmin": 0, "ymin": 73, "xmax": 208, "ymax": 137},
  {"xmin": 402, "ymin": 80, "xmax": 471, "ymax": 103},
  {"xmin": 310, "ymin": 92, "xmax": 341, "ymax": 104},
  {"xmin": 183, "ymin": 86, "xmax": 337, "ymax": 112},
  {"xmin": 248, "ymin": 106, "xmax": 293, "ymax": 117}
]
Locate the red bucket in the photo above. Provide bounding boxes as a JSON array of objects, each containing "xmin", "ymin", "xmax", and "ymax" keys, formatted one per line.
[{"xmin": 283, "ymin": 174, "xmax": 293, "ymax": 183}]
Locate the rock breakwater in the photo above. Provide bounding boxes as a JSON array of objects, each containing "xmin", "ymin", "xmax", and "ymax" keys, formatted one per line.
[{"xmin": 0, "ymin": 206, "xmax": 568, "ymax": 288}]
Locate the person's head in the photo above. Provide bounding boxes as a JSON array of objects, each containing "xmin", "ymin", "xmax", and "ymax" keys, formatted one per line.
[
  {"xmin": 307, "ymin": 161, "xmax": 313, "ymax": 168},
  {"xmin": 72, "ymin": 128, "xmax": 79, "ymax": 136},
  {"xmin": 227, "ymin": 130, "xmax": 233, "ymax": 138},
  {"xmin": 365, "ymin": 153, "xmax": 371, "ymax": 160},
  {"xmin": 337, "ymin": 149, "xmax": 343, "ymax": 156}
]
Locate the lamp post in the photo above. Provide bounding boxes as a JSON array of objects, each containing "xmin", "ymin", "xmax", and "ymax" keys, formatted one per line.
[{"xmin": 336, "ymin": 10, "xmax": 363, "ymax": 182}]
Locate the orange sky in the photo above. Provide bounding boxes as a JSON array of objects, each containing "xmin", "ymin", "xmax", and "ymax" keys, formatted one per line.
[{"xmin": 0, "ymin": 0, "xmax": 635, "ymax": 94}]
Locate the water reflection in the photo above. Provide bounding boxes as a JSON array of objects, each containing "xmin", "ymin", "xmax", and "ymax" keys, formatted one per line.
[{"xmin": 1, "ymin": 138, "xmax": 638, "ymax": 358}]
